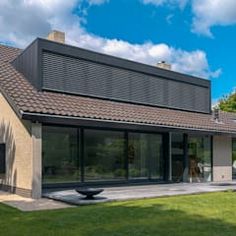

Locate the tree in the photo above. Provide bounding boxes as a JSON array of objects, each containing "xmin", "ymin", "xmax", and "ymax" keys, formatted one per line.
[{"xmin": 218, "ymin": 91, "xmax": 236, "ymax": 112}]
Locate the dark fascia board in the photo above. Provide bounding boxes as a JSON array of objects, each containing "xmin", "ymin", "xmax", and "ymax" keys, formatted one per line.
[
  {"xmin": 37, "ymin": 38, "xmax": 210, "ymax": 88},
  {"xmin": 21, "ymin": 111, "xmax": 235, "ymax": 136}
]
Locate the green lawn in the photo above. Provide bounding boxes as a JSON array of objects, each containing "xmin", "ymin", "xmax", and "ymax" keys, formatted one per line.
[{"xmin": 1, "ymin": 192, "xmax": 236, "ymax": 236}]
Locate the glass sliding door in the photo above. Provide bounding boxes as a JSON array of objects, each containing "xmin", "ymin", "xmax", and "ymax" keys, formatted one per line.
[
  {"xmin": 149, "ymin": 134, "xmax": 163, "ymax": 179},
  {"xmin": 84, "ymin": 129, "xmax": 126, "ymax": 181},
  {"xmin": 232, "ymin": 139, "xmax": 236, "ymax": 179},
  {"xmin": 171, "ymin": 133, "xmax": 186, "ymax": 182},
  {"xmin": 42, "ymin": 126, "xmax": 79, "ymax": 184},
  {"xmin": 128, "ymin": 133, "xmax": 163, "ymax": 180},
  {"xmin": 42, "ymin": 126, "xmax": 166, "ymax": 185},
  {"xmin": 188, "ymin": 136, "xmax": 212, "ymax": 182}
]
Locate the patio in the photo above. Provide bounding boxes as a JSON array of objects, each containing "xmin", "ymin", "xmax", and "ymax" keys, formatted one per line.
[
  {"xmin": 43, "ymin": 181, "xmax": 236, "ymax": 205},
  {"xmin": 0, "ymin": 190, "xmax": 74, "ymax": 211}
]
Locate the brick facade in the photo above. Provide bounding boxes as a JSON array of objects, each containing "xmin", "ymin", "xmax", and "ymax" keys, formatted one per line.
[{"xmin": 0, "ymin": 93, "xmax": 42, "ymax": 198}]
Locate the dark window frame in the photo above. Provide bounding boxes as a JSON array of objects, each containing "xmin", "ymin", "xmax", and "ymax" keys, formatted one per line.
[
  {"xmin": 0, "ymin": 143, "xmax": 6, "ymax": 176},
  {"xmin": 42, "ymin": 124, "xmax": 213, "ymax": 188},
  {"xmin": 42, "ymin": 124, "xmax": 167, "ymax": 188}
]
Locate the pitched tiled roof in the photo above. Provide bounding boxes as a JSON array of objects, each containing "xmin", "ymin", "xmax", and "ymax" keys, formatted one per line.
[
  {"xmin": 0, "ymin": 44, "xmax": 22, "ymax": 63},
  {"xmin": 0, "ymin": 43, "xmax": 236, "ymax": 134}
]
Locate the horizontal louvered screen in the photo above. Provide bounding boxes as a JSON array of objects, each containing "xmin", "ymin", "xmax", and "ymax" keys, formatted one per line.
[{"xmin": 42, "ymin": 51, "xmax": 210, "ymax": 113}]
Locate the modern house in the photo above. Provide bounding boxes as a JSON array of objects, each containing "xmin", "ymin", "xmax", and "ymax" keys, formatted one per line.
[{"xmin": 0, "ymin": 31, "xmax": 236, "ymax": 199}]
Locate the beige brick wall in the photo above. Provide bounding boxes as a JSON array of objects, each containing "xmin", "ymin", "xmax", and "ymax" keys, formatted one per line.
[
  {"xmin": 31, "ymin": 123, "xmax": 42, "ymax": 198},
  {"xmin": 213, "ymin": 135, "xmax": 232, "ymax": 182},
  {"xmin": 0, "ymin": 93, "xmax": 42, "ymax": 198}
]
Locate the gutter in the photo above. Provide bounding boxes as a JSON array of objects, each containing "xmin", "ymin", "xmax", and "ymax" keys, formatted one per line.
[{"xmin": 21, "ymin": 111, "xmax": 236, "ymax": 136}]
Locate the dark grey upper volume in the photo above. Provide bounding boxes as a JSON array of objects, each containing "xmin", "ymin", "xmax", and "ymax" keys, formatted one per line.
[{"xmin": 12, "ymin": 38, "xmax": 211, "ymax": 114}]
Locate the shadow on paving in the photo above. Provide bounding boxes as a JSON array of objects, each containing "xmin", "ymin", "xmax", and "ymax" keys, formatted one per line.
[{"xmin": 0, "ymin": 198, "xmax": 236, "ymax": 236}]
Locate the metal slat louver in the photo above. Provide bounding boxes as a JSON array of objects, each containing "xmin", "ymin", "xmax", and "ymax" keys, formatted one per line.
[{"xmin": 42, "ymin": 52, "xmax": 210, "ymax": 113}]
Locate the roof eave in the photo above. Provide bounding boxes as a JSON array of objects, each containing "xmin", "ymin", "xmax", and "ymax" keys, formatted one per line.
[{"xmin": 21, "ymin": 111, "xmax": 236, "ymax": 136}]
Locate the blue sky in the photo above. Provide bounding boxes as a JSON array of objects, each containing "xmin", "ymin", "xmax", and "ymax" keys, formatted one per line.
[
  {"xmin": 0, "ymin": 0, "xmax": 236, "ymax": 103},
  {"xmin": 84, "ymin": 0, "xmax": 236, "ymax": 102}
]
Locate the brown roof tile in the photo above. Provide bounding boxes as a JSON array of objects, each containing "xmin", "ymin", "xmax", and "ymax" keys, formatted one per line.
[
  {"xmin": 0, "ymin": 44, "xmax": 22, "ymax": 63},
  {"xmin": 0, "ymin": 43, "xmax": 236, "ymax": 134}
]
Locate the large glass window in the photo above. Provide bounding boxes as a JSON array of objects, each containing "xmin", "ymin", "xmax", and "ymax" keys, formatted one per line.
[
  {"xmin": 128, "ymin": 133, "xmax": 163, "ymax": 180},
  {"xmin": 42, "ymin": 126, "xmax": 166, "ymax": 185},
  {"xmin": 171, "ymin": 133, "xmax": 186, "ymax": 182},
  {"xmin": 188, "ymin": 136, "xmax": 212, "ymax": 182},
  {"xmin": 232, "ymin": 139, "xmax": 236, "ymax": 179},
  {"xmin": 84, "ymin": 129, "xmax": 126, "ymax": 181},
  {"xmin": 42, "ymin": 126, "xmax": 79, "ymax": 184}
]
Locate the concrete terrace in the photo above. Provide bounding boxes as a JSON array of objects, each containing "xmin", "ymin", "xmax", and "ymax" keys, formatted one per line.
[
  {"xmin": 0, "ymin": 191, "xmax": 74, "ymax": 211},
  {"xmin": 1, "ymin": 182, "xmax": 236, "ymax": 211},
  {"xmin": 43, "ymin": 182, "xmax": 236, "ymax": 206}
]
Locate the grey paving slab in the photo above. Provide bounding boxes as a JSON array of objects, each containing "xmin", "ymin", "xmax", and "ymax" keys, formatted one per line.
[
  {"xmin": 0, "ymin": 191, "xmax": 74, "ymax": 211},
  {"xmin": 43, "ymin": 182, "xmax": 236, "ymax": 206}
]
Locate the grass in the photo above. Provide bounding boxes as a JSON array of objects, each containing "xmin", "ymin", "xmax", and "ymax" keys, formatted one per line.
[{"xmin": 1, "ymin": 192, "xmax": 236, "ymax": 236}]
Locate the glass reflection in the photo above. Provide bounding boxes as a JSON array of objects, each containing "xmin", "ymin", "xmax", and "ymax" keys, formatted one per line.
[
  {"xmin": 42, "ymin": 126, "xmax": 78, "ymax": 183},
  {"xmin": 84, "ymin": 129, "xmax": 126, "ymax": 181},
  {"xmin": 188, "ymin": 136, "xmax": 211, "ymax": 182},
  {"xmin": 128, "ymin": 133, "xmax": 163, "ymax": 180},
  {"xmin": 171, "ymin": 133, "xmax": 185, "ymax": 182}
]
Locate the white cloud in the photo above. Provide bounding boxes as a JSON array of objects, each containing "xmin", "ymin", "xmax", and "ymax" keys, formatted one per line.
[
  {"xmin": 192, "ymin": 0, "xmax": 236, "ymax": 37},
  {"xmin": 142, "ymin": 0, "xmax": 188, "ymax": 9},
  {"xmin": 142, "ymin": 0, "xmax": 236, "ymax": 37},
  {"xmin": 212, "ymin": 98, "xmax": 220, "ymax": 108},
  {"xmin": 67, "ymin": 30, "xmax": 220, "ymax": 79},
  {"xmin": 0, "ymin": 0, "xmax": 79, "ymax": 46},
  {"xmin": 142, "ymin": 0, "xmax": 166, "ymax": 5},
  {"xmin": 0, "ymin": 0, "xmax": 220, "ymax": 79},
  {"xmin": 87, "ymin": 0, "xmax": 109, "ymax": 5},
  {"xmin": 166, "ymin": 14, "xmax": 174, "ymax": 24}
]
